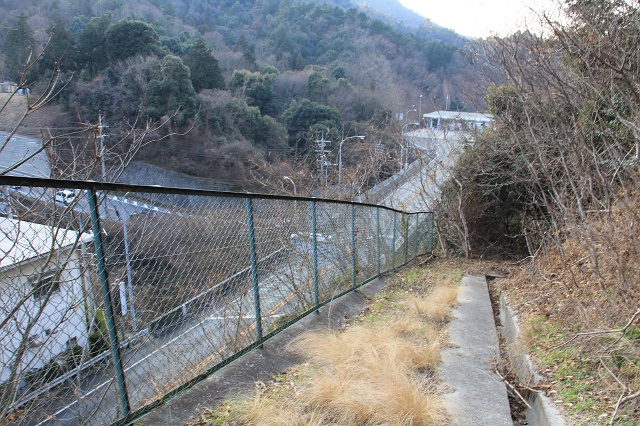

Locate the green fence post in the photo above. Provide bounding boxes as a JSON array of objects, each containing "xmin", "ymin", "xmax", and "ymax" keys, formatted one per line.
[
  {"xmin": 414, "ymin": 213, "xmax": 420, "ymax": 258},
  {"xmin": 404, "ymin": 213, "xmax": 409, "ymax": 264},
  {"xmin": 376, "ymin": 208, "xmax": 381, "ymax": 276},
  {"xmin": 86, "ymin": 189, "xmax": 130, "ymax": 417},
  {"xmin": 312, "ymin": 200, "xmax": 319, "ymax": 309},
  {"xmin": 351, "ymin": 204, "xmax": 356, "ymax": 288},
  {"xmin": 392, "ymin": 211, "xmax": 397, "ymax": 270},
  {"xmin": 428, "ymin": 212, "xmax": 435, "ymax": 253},
  {"xmin": 246, "ymin": 198, "xmax": 262, "ymax": 341}
]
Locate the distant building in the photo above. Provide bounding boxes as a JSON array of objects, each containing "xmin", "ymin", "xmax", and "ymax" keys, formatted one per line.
[
  {"xmin": 0, "ymin": 82, "xmax": 18, "ymax": 94},
  {"xmin": 423, "ymin": 110, "xmax": 493, "ymax": 131},
  {"xmin": 403, "ymin": 111, "xmax": 494, "ymax": 159},
  {"xmin": 0, "ymin": 218, "xmax": 93, "ymax": 384}
]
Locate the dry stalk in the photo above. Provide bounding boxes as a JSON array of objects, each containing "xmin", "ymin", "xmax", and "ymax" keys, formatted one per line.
[
  {"xmin": 610, "ymin": 389, "xmax": 640, "ymax": 426},
  {"xmin": 494, "ymin": 369, "xmax": 532, "ymax": 410},
  {"xmin": 549, "ymin": 308, "xmax": 640, "ymax": 351}
]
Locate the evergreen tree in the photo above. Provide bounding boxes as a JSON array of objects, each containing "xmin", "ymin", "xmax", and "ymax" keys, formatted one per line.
[
  {"xmin": 105, "ymin": 20, "xmax": 160, "ymax": 62},
  {"xmin": 39, "ymin": 17, "xmax": 77, "ymax": 76},
  {"xmin": 184, "ymin": 38, "xmax": 225, "ymax": 92},
  {"xmin": 76, "ymin": 14, "xmax": 111, "ymax": 78},
  {"xmin": 292, "ymin": 51, "xmax": 305, "ymax": 70},
  {"xmin": 146, "ymin": 55, "xmax": 197, "ymax": 122},
  {"xmin": 2, "ymin": 13, "xmax": 36, "ymax": 81},
  {"xmin": 228, "ymin": 70, "xmax": 277, "ymax": 116},
  {"xmin": 282, "ymin": 99, "xmax": 342, "ymax": 149}
]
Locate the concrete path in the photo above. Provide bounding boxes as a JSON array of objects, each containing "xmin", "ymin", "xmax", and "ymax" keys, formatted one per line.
[{"xmin": 439, "ymin": 275, "xmax": 513, "ymax": 425}]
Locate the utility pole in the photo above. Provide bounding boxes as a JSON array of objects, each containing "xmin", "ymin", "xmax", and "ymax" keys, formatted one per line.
[
  {"xmin": 315, "ymin": 134, "xmax": 332, "ymax": 187},
  {"xmin": 114, "ymin": 203, "xmax": 137, "ymax": 333},
  {"xmin": 97, "ymin": 114, "xmax": 107, "ymax": 181},
  {"xmin": 419, "ymin": 94, "xmax": 423, "ymax": 129},
  {"xmin": 375, "ymin": 142, "xmax": 384, "ymax": 171}
]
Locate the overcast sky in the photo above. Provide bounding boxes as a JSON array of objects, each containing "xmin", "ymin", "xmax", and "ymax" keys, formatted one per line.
[{"xmin": 398, "ymin": 0, "xmax": 561, "ymax": 38}]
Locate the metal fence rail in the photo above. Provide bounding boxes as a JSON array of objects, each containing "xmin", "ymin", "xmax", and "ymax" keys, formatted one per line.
[{"xmin": 0, "ymin": 176, "xmax": 434, "ymax": 426}]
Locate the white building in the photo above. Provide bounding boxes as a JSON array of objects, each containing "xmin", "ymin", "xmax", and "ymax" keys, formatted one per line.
[
  {"xmin": 0, "ymin": 218, "xmax": 92, "ymax": 384},
  {"xmin": 403, "ymin": 110, "xmax": 494, "ymax": 158},
  {"xmin": 423, "ymin": 110, "xmax": 493, "ymax": 131}
]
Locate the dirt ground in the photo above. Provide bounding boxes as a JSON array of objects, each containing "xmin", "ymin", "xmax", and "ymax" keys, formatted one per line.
[{"xmin": 0, "ymin": 92, "xmax": 72, "ymax": 137}]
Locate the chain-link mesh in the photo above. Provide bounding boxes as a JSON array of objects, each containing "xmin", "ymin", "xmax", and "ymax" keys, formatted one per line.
[{"xmin": 0, "ymin": 180, "xmax": 433, "ymax": 425}]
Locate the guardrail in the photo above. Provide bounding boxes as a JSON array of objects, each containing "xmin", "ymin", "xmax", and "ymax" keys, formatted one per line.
[
  {"xmin": 0, "ymin": 176, "xmax": 434, "ymax": 426},
  {"xmin": 356, "ymin": 156, "xmax": 427, "ymax": 204}
]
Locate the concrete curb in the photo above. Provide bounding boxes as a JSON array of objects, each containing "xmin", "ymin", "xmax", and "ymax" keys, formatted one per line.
[
  {"xmin": 439, "ymin": 275, "xmax": 513, "ymax": 425},
  {"xmin": 499, "ymin": 293, "xmax": 565, "ymax": 426}
]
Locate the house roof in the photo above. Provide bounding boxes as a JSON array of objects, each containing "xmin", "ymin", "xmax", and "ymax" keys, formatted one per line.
[
  {"xmin": 423, "ymin": 110, "xmax": 493, "ymax": 123},
  {"xmin": 0, "ymin": 218, "xmax": 92, "ymax": 270},
  {"xmin": 0, "ymin": 131, "xmax": 51, "ymax": 178}
]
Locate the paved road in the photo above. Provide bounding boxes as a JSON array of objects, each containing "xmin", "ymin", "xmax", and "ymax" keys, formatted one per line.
[
  {"xmin": 5, "ymin": 185, "xmax": 164, "ymax": 224},
  {"xmin": 383, "ymin": 133, "xmax": 462, "ymax": 212},
  {"xmin": 0, "ymin": 131, "xmax": 50, "ymax": 178},
  {"xmin": 8, "ymin": 138, "xmax": 435, "ymax": 425}
]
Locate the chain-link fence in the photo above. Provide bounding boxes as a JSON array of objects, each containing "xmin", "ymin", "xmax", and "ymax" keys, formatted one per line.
[{"xmin": 0, "ymin": 176, "xmax": 434, "ymax": 426}]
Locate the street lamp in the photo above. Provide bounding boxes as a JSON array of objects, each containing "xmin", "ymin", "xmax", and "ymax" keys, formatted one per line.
[
  {"xmin": 406, "ymin": 106, "xmax": 416, "ymax": 125},
  {"xmin": 338, "ymin": 135, "xmax": 365, "ymax": 186},
  {"xmin": 322, "ymin": 161, "xmax": 337, "ymax": 186},
  {"xmin": 402, "ymin": 122, "xmax": 419, "ymax": 169},
  {"xmin": 418, "ymin": 95, "xmax": 423, "ymax": 129},
  {"xmin": 114, "ymin": 192, "xmax": 137, "ymax": 332},
  {"xmin": 283, "ymin": 176, "xmax": 297, "ymax": 195}
]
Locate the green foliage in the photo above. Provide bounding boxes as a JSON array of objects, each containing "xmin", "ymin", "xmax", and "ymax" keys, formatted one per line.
[
  {"xmin": 160, "ymin": 36, "xmax": 188, "ymax": 56},
  {"xmin": 292, "ymin": 51, "xmax": 305, "ymax": 70},
  {"xmin": 486, "ymin": 83, "xmax": 520, "ymax": 120},
  {"xmin": 449, "ymin": 97, "xmax": 465, "ymax": 112},
  {"xmin": 152, "ymin": 55, "xmax": 197, "ymax": 121},
  {"xmin": 184, "ymin": 38, "xmax": 225, "ymax": 92},
  {"xmin": 39, "ymin": 17, "xmax": 77, "ymax": 76},
  {"xmin": 438, "ymin": 128, "xmax": 532, "ymax": 257},
  {"xmin": 68, "ymin": 16, "xmax": 87, "ymax": 37},
  {"xmin": 240, "ymin": 107, "xmax": 288, "ymax": 149},
  {"xmin": 329, "ymin": 62, "xmax": 346, "ymax": 79},
  {"xmin": 120, "ymin": 56, "xmax": 163, "ymax": 103},
  {"xmin": 76, "ymin": 14, "xmax": 111, "ymax": 78},
  {"xmin": 2, "ymin": 13, "xmax": 36, "ymax": 81},
  {"xmin": 235, "ymin": 34, "xmax": 257, "ymax": 68},
  {"xmin": 282, "ymin": 98, "xmax": 342, "ymax": 149},
  {"xmin": 0, "ymin": 0, "xmax": 466, "ymax": 190},
  {"xmin": 306, "ymin": 71, "xmax": 331, "ymax": 102},
  {"xmin": 88, "ymin": 310, "xmax": 109, "ymax": 357},
  {"xmin": 423, "ymin": 40, "xmax": 453, "ymax": 71},
  {"xmin": 229, "ymin": 69, "xmax": 277, "ymax": 116},
  {"xmin": 105, "ymin": 20, "xmax": 160, "ymax": 62}
]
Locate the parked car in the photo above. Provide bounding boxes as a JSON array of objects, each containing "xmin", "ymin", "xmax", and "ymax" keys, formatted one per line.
[{"xmin": 55, "ymin": 189, "xmax": 76, "ymax": 205}]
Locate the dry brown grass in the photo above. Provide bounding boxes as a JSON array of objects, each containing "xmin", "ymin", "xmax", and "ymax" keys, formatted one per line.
[
  {"xmin": 189, "ymin": 262, "xmax": 468, "ymax": 426},
  {"xmin": 284, "ymin": 309, "xmax": 447, "ymax": 425},
  {"xmin": 0, "ymin": 93, "xmax": 71, "ymax": 137},
  {"xmin": 498, "ymin": 195, "xmax": 640, "ymax": 424},
  {"xmin": 409, "ymin": 286, "xmax": 459, "ymax": 323}
]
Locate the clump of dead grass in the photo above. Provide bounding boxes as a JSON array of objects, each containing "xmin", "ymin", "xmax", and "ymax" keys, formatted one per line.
[
  {"xmin": 409, "ymin": 286, "xmax": 459, "ymax": 323},
  {"xmin": 291, "ymin": 323, "xmax": 445, "ymax": 425},
  {"xmin": 190, "ymin": 264, "xmax": 462, "ymax": 426}
]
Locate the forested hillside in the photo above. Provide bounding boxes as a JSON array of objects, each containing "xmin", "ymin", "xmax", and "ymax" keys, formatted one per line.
[{"xmin": 0, "ymin": 0, "xmax": 473, "ymax": 190}]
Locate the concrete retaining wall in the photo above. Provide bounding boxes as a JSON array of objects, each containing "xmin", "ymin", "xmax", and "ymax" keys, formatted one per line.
[{"xmin": 498, "ymin": 292, "xmax": 565, "ymax": 426}]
